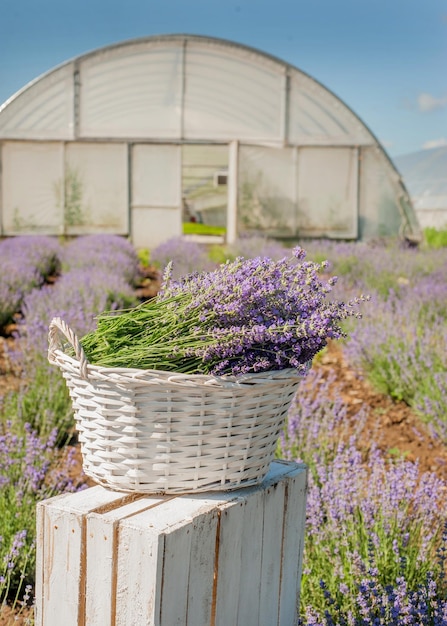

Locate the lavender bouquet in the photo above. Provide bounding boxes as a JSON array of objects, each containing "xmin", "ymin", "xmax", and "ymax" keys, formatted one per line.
[{"xmin": 80, "ymin": 247, "xmax": 366, "ymax": 377}]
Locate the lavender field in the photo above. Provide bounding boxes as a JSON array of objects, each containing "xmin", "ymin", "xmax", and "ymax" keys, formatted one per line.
[{"xmin": 0, "ymin": 234, "xmax": 447, "ymax": 625}]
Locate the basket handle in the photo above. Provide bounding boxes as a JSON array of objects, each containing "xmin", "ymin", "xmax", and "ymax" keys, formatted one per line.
[{"xmin": 48, "ymin": 317, "xmax": 89, "ymax": 380}]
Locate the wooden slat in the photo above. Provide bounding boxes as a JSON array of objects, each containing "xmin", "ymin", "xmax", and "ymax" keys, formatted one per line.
[
  {"xmin": 35, "ymin": 486, "xmax": 132, "ymax": 626},
  {"xmin": 186, "ymin": 510, "xmax": 219, "ymax": 625},
  {"xmin": 214, "ymin": 496, "xmax": 244, "ymax": 626},
  {"xmin": 278, "ymin": 466, "xmax": 308, "ymax": 625},
  {"xmin": 85, "ymin": 496, "xmax": 165, "ymax": 624},
  {"xmin": 115, "ymin": 495, "xmax": 226, "ymax": 625},
  {"xmin": 259, "ymin": 478, "xmax": 287, "ymax": 626},
  {"xmin": 235, "ymin": 483, "xmax": 264, "ymax": 625}
]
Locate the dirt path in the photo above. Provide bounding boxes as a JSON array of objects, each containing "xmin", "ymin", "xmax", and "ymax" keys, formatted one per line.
[{"xmin": 314, "ymin": 341, "xmax": 447, "ymax": 479}]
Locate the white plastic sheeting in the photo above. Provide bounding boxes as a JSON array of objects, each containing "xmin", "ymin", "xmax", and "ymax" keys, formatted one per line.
[
  {"xmin": 238, "ymin": 145, "xmax": 296, "ymax": 234},
  {"xmin": 288, "ymin": 72, "xmax": 371, "ymax": 146},
  {"xmin": 394, "ymin": 147, "xmax": 447, "ymax": 229},
  {"xmin": 297, "ymin": 147, "xmax": 358, "ymax": 238},
  {"xmin": 238, "ymin": 145, "xmax": 358, "ymax": 238},
  {"xmin": 132, "ymin": 144, "xmax": 181, "ymax": 207},
  {"xmin": 0, "ymin": 65, "xmax": 75, "ymax": 140},
  {"xmin": 79, "ymin": 43, "xmax": 183, "ymax": 138},
  {"xmin": 2, "ymin": 142, "xmax": 64, "ymax": 233},
  {"xmin": 183, "ymin": 42, "xmax": 285, "ymax": 141},
  {"xmin": 0, "ymin": 35, "xmax": 366, "ymax": 147},
  {"xmin": 64, "ymin": 143, "xmax": 128, "ymax": 234},
  {"xmin": 359, "ymin": 147, "xmax": 412, "ymax": 239}
]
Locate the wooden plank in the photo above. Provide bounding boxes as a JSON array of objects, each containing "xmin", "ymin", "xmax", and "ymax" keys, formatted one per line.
[
  {"xmin": 234, "ymin": 485, "xmax": 264, "ymax": 626},
  {"xmin": 278, "ymin": 465, "xmax": 308, "ymax": 625},
  {"xmin": 185, "ymin": 509, "xmax": 219, "ymax": 625},
  {"xmin": 213, "ymin": 496, "xmax": 244, "ymax": 626},
  {"xmin": 259, "ymin": 478, "xmax": 287, "ymax": 626},
  {"xmin": 159, "ymin": 513, "xmax": 193, "ymax": 626},
  {"xmin": 115, "ymin": 495, "xmax": 227, "ymax": 626},
  {"xmin": 35, "ymin": 486, "xmax": 133, "ymax": 626},
  {"xmin": 34, "ymin": 503, "xmax": 45, "ymax": 626},
  {"xmin": 85, "ymin": 496, "xmax": 165, "ymax": 624},
  {"xmin": 209, "ymin": 461, "xmax": 308, "ymax": 626}
]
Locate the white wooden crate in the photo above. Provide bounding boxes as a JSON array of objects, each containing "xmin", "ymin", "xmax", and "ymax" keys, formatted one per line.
[{"xmin": 35, "ymin": 460, "xmax": 307, "ymax": 626}]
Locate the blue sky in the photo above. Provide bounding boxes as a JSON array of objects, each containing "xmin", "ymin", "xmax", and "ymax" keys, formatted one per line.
[{"xmin": 1, "ymin": 0, "xmax": 446, "ymax": 158}]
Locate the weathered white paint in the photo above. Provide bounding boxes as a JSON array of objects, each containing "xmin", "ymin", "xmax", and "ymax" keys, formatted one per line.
[
  {"xmin": 278, "ymin": 462, "xmax": 308, "ymax": 623},
  {"xmin": 85, "ymin": 496, "xmax": 165, "ymax": 624},
  {"xmin": 36, "ymin": 460, "xmax": 307, "ymax": 626},
  {"xmin": 35, "ymin": 487, "xmax": 131, "ymax": 626}
]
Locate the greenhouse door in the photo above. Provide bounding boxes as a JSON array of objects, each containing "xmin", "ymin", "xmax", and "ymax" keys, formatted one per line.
[
  {"xmin": 130, "ymin": 144, "xmax": 182, "ymax": 249},
  {"xmin": 181, "ymin": 144, "xmax": 229, "ymax": 241}
]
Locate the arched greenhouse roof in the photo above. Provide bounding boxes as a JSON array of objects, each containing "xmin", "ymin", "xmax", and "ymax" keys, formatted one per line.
[{"xmin": 0, "ymin": 34, "xmax": 390, "ymax": 150}]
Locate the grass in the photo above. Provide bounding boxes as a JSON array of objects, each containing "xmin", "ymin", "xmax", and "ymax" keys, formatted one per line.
[
  {"xmin": 182, "ymin": 222, "xmax": 226, "ymax": 236},
  {"xmin": 424, "ymin": 226, "xmax": 447, "ymax": 249}
]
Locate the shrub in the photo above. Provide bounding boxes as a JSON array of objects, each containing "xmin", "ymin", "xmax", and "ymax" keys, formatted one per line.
[{"xmin": 424, "ymin": 227, "xmax": 447, "ymax": 249}]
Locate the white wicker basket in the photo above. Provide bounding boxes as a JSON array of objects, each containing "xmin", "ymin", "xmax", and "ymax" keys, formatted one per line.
[{"xmin": 48, "ymin": 317, "xmax": 305, "ymax": 494}]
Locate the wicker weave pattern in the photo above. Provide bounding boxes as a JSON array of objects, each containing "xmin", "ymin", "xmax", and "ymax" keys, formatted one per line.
[{"xmin": 48, "ymin": 317, "xmax": 304, "ymax": 494}]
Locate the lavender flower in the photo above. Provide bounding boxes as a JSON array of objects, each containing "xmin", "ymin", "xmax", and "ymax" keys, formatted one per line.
[
  {"xmin": 0, "ymin": 420, "xmax": 84, "ymax": 607},
  {"xmin": 150, "ymin": 236, "xmax": 216, "ymax": 280},
  {"xmin": 281, "ymin": 371, "xmax": 447, "ymax": 625},
  {"xmin": 0, "ymin": 236, "xmax": 62, "ymax": 327},
  {"xmin": 60, "ymin": 234, "xmax": 142, "ymax": 285},
  {"xmin": 80, "ymin": 247, "xmax": 367, "ymax": 375}
]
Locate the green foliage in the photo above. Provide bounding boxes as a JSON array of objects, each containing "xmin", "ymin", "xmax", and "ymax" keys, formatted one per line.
[
  {"xmin": 279, "ymin": 375, "xmax": 447, "ymax": 621},
  {"xmin": 137, "ymin": 247, "xmax": 151, "ymax": 268},
  {"xmin": 0, "ymin": 485, "xmax": 37, "ymax": 605},
  {"xmin": 182, "ymin": 223, "xmax": 226, "ymax": 236},
  {"xmin": 1, "ymin": 362, "xmax": 74, "ymax": 447},
  {"xmin": 206, "ymin": 244, "xmax": 234, "ymax": 265},
  {"xmin": 63, "ymin": 167, "xmax": 85, "ymax": 227},
  {"xmin": 424, "ymin": 226, "xmax": 447, "ymax": 249},
  {"xmin": 0, "ymin": 419, "xmax": 75, "ymax": 607}
]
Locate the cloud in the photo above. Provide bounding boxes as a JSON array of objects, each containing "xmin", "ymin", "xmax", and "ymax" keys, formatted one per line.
[
  {"xmin": 422, "ymin": 138, "xmax": 447, "ymax": 150},
  {"xmin": 417, "ymin": 93, "xmax": 447, "ymax": 112}
]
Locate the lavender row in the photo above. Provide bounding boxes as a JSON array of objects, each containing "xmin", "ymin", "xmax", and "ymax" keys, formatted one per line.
[
  {"xmin": 302, "ymin": 239, "xmax": 447, "ymax": 443},
  {"xmin": 280, "ymin": 369, "xmax": 447, "ymax": 624},
  {"xmin": 0, "ymin": 236, "xmax": 62, "ymax": 328},
  {"xmin": 0, "ymin": 235, "xmax": 142, "ymax": 610},
  {"xmin": 0, "ymin": 234, "xmax": 142, "ymax": 331},
  {"xmin": 20, "ymin": 235, "xmax": 142, "ymax": 359}
]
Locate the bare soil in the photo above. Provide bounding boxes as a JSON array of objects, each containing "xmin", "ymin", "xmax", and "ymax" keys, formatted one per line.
[{"xmin": 315, "ymin": 342, "xmax": 447, "ymax": 479}]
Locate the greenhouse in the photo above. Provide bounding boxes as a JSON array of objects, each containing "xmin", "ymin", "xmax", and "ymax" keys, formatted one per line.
[
  {"xmin": 394, "ymin": 146, "xmax": 447, "ymax": 230},
  {"xmin": 0, "ymin": 34, "xmax": 421, "ymax": 247}
]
